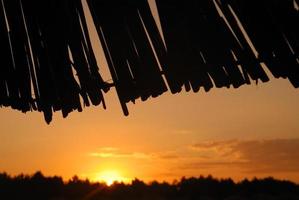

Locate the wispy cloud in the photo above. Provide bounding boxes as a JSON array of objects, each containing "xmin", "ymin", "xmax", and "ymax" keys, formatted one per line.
[
  {"xmin": 187, "ymin": 138, "xmax": 299, "ymax": 174},
  {"xmin": 190, "ymin": 140, "xmax": 237, "ymax": 151},
  {"xmin": 157, "ymin": 152, "xmax": 179, "ymax": 160},
  {"xmin": 231, "ymin": 138, "xmax": 299, "ymax": 173},
  {"xmin": 190, "ymin": 140, "xmax": 238, "ymax": 158},
  {"xmin": 89, "ymin": 151, "xmax": 151, "ymax": 159},
  {"xmin": 89, "ymin": 148, "xmax": 179, "ymax": 160},
  {"xmin": 89, "ymin": 139, "xmax": 299, "ymax": 180}
]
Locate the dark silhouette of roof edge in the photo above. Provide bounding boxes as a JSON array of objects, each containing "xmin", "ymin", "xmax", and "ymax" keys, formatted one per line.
[{"xmin": 0, "ymin": 0, "xmax": 298, "ymax": 123}]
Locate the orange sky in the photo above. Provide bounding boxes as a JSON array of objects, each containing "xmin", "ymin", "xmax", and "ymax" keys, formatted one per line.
[{"xmin": 0, "ymin": 0, "xmax": 299, "ymax": 184}]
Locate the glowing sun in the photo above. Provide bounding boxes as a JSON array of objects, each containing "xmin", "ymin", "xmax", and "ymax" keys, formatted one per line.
[{"xmin": 95, "ymin": 170, "xmax": 125, "ymax": 186}]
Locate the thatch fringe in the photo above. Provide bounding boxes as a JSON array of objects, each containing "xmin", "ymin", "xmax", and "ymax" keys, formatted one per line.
[
  {"xmin": 0, "ymin": 0, "xmax": 107, "ymax": 123},
  {"xmin": 87, "ymin": 0, "xmax": 168, "ymax": 115},
  {"xmin": 0, "ymin": 0, "xmax": 298, "ymax": 123}
]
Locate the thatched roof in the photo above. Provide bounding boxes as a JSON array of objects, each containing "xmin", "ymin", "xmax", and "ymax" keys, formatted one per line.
[{"xmin": 0, "ymin": 0, "xmax": 298, "ymax": 123}]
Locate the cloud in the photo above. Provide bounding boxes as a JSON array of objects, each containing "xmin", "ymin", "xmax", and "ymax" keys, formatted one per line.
[
  {"xmin": 187, "ymin": 138, "xmax": 299, "ymax": 174},
  {"xmin": 89, "ymin": 151, "xmax": 151, "ymax": 159},
  {"xmin": 189, "ymin": 140, "xmax": 241, "ymax": 162},
  {"xmin": 232, "ymin": 138, "xmax": 299, "ymax": 173},
  {"xmin": 190, "ymin": 140, "xmax": 237, "ymax": 150},
  {"xmin": 190, "ymin": 140, "xmax": 238, "ymax": 158},
  {"xmin": 179, "ymin": 161, "xmax": 247, "ymax": 170},
  {"xmin": 89, "ymin": 148, "xmax": 179, "ymax": 160},
  {"xmin": 157, "ymin": 152, "xmax": 179, "ymax": 160}
]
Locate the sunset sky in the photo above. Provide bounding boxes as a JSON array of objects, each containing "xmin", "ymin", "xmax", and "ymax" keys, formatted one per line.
[{"xmin": 0, "ymin": 0, "xmax": 299, "ymax": 184}]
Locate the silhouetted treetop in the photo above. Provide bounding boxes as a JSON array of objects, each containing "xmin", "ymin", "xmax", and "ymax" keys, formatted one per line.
[
  {"xmin": 0, "ymin": 0, "xmax": 298, "ymax": 123},
  {"xmin": 0, "ymin": 172, "xmax": 299, "ymax": 200}
]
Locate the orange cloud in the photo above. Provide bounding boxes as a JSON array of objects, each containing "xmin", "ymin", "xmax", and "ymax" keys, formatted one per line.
[
  {"xmin": 188, "ymin": 138, "xmax": 299, "ymax": 174},
  {"xmin": 89, "ymin": 148, "xmax": 179, "ymax": 160},
  {"xmin": 232, "ymin": 139, "xmax": 299, "ymax": 173}
]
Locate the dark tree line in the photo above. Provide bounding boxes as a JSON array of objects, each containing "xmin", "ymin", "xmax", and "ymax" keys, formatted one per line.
[{"xmin": 0, "ymin": 172, "xmax": 299, "ymax": 199}]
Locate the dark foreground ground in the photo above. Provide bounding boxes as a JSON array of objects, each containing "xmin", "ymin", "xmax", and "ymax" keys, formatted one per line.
[{"xmin": 1, "ymin": 172, "xmax": 299, "ymax": 200}]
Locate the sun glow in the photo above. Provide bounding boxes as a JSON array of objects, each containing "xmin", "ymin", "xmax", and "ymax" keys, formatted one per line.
[{"xmin": 95, "ymin": 170, "xmax": 126, "ymax": 186}]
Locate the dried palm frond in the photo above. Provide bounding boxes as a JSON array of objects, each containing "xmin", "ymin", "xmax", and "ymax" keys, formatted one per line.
[{"xmin": 0, "ymin": 0, "xmax": 298, "ymax": 123}]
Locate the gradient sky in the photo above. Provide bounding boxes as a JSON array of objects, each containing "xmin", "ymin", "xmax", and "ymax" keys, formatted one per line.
[{"xmin": 0, "ymin": 0, "xmax": 299, "ymax": 184}]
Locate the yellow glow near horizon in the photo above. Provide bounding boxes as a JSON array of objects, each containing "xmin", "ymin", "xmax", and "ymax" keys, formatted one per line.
[{"xmin": 95, "ymin": 170, "xmax": 127, "ymax": 186}]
